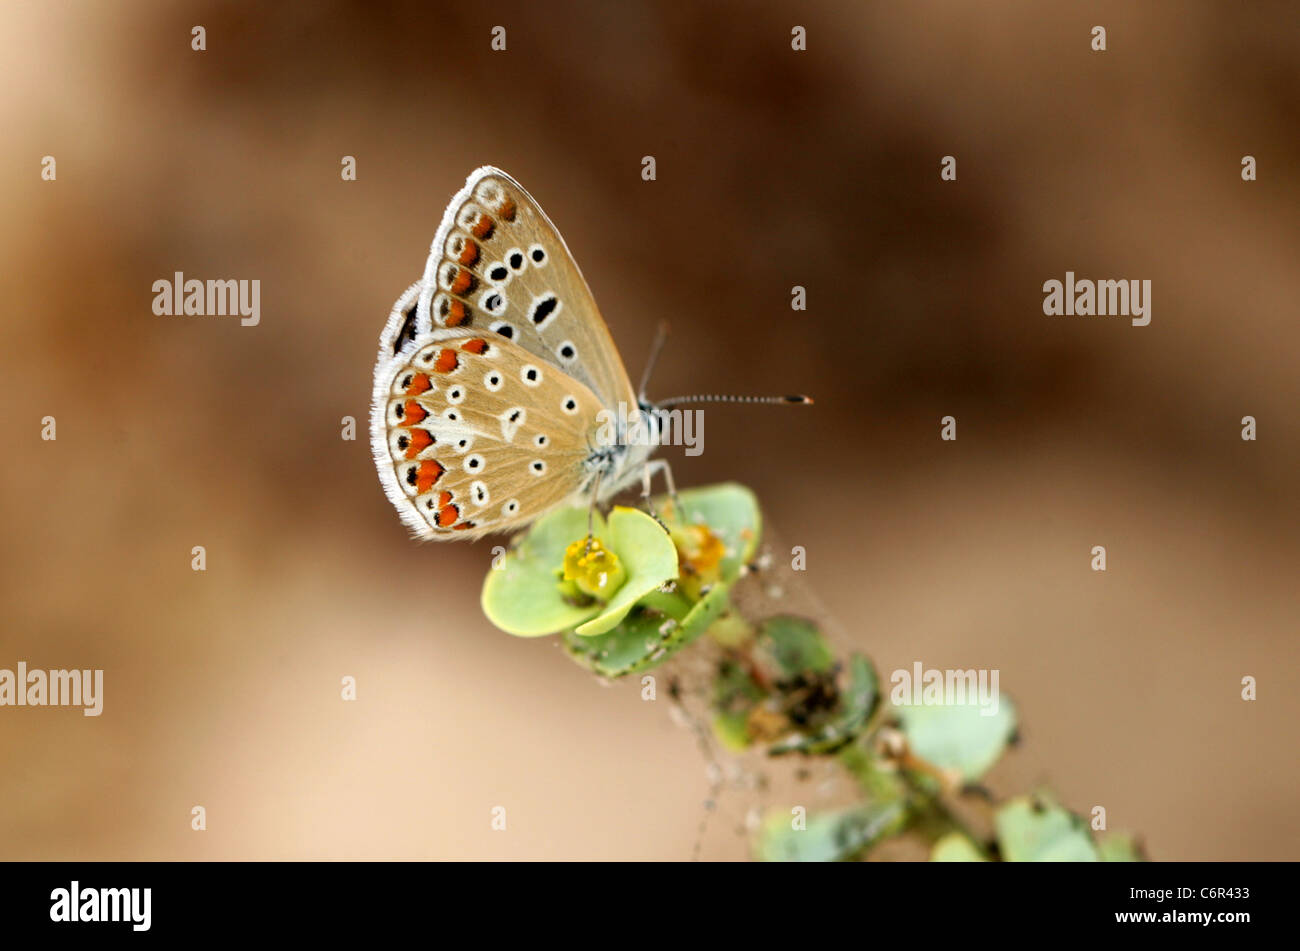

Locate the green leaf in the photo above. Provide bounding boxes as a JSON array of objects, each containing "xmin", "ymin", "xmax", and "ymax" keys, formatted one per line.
[
  {"xmin": 757, "ymin": 615, "xmax": 836, "ymax": 678},
  {"xmin": 564, "ymin": 582, "xmax": 729, "ymax": 678},
  {"xmin": 756, "ymin": 802, "xmax": 907, "ymax": 862},
  {"xmin": 480, "ymin": 507, "xmax": 607, "ymax": 637},
  {"xmin": 665, "ymin": 482, "xmax": 762, "ymax": 582},
  {"xmin": 931, "ymin": 832, "xmax": 989, "ymax": 862},
  {"xmin": 770, "ymin": 654, "xmax": 879, "ymax": 755},
  {"xmin": 994, "ymin": 796, "xmax": 1099, "ymax": 862},
  {"xmin": 709, "ymin": 656, "xmax": 768, "ymax": 751},
  {"xmin": 895, "ymin": 691, "xmax": 1017, "ymax": 782},
  {"xmin": 574, "ymin": 507, "xmax": 679, "ymax": 636},
  {"xmin": 712, "ymin": 712, "xmax": 751, "ymax": 752},
  {"xmin": 1098, "ymin": 832, "xmax": 1143, "ymax": 862}
]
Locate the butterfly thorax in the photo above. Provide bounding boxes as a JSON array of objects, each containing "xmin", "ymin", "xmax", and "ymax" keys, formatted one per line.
[{"xmin": 584, "ymin": 398, "xmax": 660, "ymax": 500}]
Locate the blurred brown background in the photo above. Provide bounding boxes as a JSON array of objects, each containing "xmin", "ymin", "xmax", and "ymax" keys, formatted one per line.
[{"xmin": 2, "ymin": 0, "xmax": 1297, "ymax": 860}]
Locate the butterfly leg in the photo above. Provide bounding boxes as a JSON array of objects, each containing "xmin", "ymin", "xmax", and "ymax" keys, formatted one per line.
[
  {"xmin": 585, "ymin": 468, "xmax": 605, "ymax": 553},
  {"xmin": 639, "ymin": 458, "xmax": 683, "ymax": 527}
]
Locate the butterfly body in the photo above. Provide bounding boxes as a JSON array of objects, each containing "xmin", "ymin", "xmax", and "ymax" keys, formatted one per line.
[{"xmin": 371, "ymin": 167, "xmax": 658, "ymax": 541}]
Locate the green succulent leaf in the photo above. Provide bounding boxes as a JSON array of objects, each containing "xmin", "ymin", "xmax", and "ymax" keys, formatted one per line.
[
  {"xmin": 894, "ymin": 691, "xmax": 1017, "ymax": 782},
  {"xmin": 756, "ymin": 801, "xmax": 907, "ymax": 862},
  {"xmin": 1097, "ymin": 832, "xmax": 1144, "ymax": 862},
  {"xmin": 664, "ymin": 482, "xmax": 762, "ymax": 582},
  {"xmin": 994, "ymin": 795, "xmax": 1100, "ymax": 862},
  {"xmin": 481, "ymin": 507, "xmax": 608, "ymax": 638},
  {"xmin": 481, "ymin": 505, "xmax": 678, "ymax": 639},
  {"xmin": 709, "ymin": 653, "xmax": 769, "ymax": 751},
  {"xmin": 757, "ymin": 615, "xmax": 836, "ymax": 678},
  {"xmin": 573, "ymin": 507, "xmax": 680, "ymax": 637},
  {"xmin": 930, "ymin": 832, "xmax": 989, "ymax": 862},
  {"xmin": 770, "ymin": 653, "xmax": 879, "ymax": 755},
  {"xmin": 564, "ymin": 582, "xmax": 730, "ymax": 678},
  {"xmin": 712, "ymin": 711, "xmax": 752, "ymax": 752}
]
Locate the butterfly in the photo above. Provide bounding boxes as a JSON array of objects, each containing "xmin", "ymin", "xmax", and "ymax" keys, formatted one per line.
[{"xmin": 371, "ymin": 166, "xmax": 809, "ymax": 541}]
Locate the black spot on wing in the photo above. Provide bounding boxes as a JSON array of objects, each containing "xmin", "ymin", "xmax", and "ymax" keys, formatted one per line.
[{"xmin": 531, "ymin": 295, "xmax": 558, "ymax": 325}]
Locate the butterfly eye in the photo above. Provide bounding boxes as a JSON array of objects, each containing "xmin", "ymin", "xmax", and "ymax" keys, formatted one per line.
[
  {"xmin": 454, "ymin": 436, "xmax": 474, "ymax": 453},
  {"xmin": 561, "ymin": 396, "xmax": 579, "ymax": 415},
  {"xmin": 481, "ymin": 290, "xmax": 507, "ymax": 314},
  {"xmin": 530, "ymin": 460, "xmax": 547, "ymax": 476},
  {"xmin": 502, "ymin": 499, "xmax": 520, "ymax": 517},
  {"xmin": 528, "ymin": 244, "xmax": 548, "ymax": 267},
  {"xmin": 486, "ymin": 263, "xmax": 510, "ymax": 285},
  {"xmin": 507, "ymin": 248, "xmax": 526, "ymax": 272},
  {"xmin": 521, "ymin": 365, "xmax": 542, "ymax": 387},
  {"xmin": 464, "ymin": 454, "xmax": 486, "ymax": 472},
  {"xmin": 446, "ymin": 385, "xmax": 465, "ymax": 405},
  {"xmin": 555, "ymin": 341, "xmax": 577, "ymax": 364},
  {"xmin": 484, "ymin": 371, "xmax": 503, "ymax": 392},
  {"xmin": 534, "ymin": 434, "xmax": 548, "ymax": 448},
  {"xmin": 490, "ymin": 321, "xmax": 516, "ymax": 340}
]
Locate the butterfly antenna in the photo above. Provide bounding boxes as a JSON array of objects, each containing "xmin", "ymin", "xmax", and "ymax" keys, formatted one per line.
[
  {"xmin": 637, "ymin": 321, "xmax": 672, "ymax": 402},
  {"xmin": 655, "ymin": 393, "xmax": 814, "ymax": 408}
]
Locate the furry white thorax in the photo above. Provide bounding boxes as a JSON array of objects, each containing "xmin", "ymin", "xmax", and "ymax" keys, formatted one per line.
[{"xmin": 582, "ymin": 399, "xmax": 660, "ymax": 501}]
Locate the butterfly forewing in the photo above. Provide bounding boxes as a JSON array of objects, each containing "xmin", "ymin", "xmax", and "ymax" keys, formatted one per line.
[{"xmin": 414, "ymin": 167, "xmax": 637, "ymax": 410}]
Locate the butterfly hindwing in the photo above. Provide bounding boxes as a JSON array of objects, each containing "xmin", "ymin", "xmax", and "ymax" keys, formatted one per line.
[{"xmin": 372, "ymin": 327, "xmax": 607, "ymax": 541}]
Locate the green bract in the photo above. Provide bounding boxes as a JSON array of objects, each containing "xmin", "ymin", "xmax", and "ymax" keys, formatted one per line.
[
  {"xmin": 668, "ymin": 482, "xmax": 762, "ymax": 583},
  {"xmin": 480, "ymin": 484, "xmax": 762, "ymax": 679},
  {"xmin": 708, "ymin": 614, "xmax": 881, "ymax": 755},
  {"xmin": 481, "ymin": 506, "xmax": 678, "ymax": 638},
  {"xmin": 755, "ymin": 801, "xmax": 907, "ymax": 862},
  {"xmin": 930, "ymin": 832, "xmax": 989, "ymax": 862},
  {"xmin": 565, "ymin": 581, "xmax": 730, "ymax": 678},
  {"xmin": 895, "ymin": 693, "xmax": 1018, "ymax": 782},
  {"xmin": 756, "ymin": 615, "xmax": 836, "ymax": 678},
  {"xmin": 769, "ymin": 654, "xmax": 879, "ymax": 755},
  {"xmin": 994, "ymin": 795, "xmax": 1099, "ymax": 862},
  {"xmin": 1097, "ymin": 832, "xmax": 1143, "ymax": 862}
]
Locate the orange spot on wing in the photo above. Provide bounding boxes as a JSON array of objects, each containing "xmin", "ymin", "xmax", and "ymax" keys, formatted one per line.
[
  {"xmin": 403, "ymin": 400, "xmax": 428, "ymax": 424},
  {"xmin": 450, "ymin": 269, "xmax": 474, "ymax": 295},
  {"xmin": 457, "ymin": 239, "xmax": 479, "ymax": 266},
  {"xmin": 498, "ymin": 197, "xmax": 516, "ymax": 222},
  {"xmin": 445, "ymin": 299, "xmax": 469, "ymax": 327},
  {"xmin": 470, "ymin": 214, "xmax": 494, "ymax": 240},
  {"xmin": 460, "ymin": 338, "xmax": 488, "ymax": 355},
  {"xmin": 415, "ymin": 460, "xmax": 445, "ymax": 493},
  {"xmin": 437, "ymin": 490, "xmax": 452, "ymax": 508},
  {"xmin": 453, "ymin": 521, "xmax": 477, "ymax": 532},
  {"xmin": 404, "ymin": 428, "xmax": 433, "ymax": 458},
  {"xmin": 437, "ymin": 503, "xmax": 459, "ymax": 527},
  {"xmin": 433, "ymin": 349, "xmax": 459, "ymax": 373},
  {"xmin": 405, "ymin": 372, "xmax": 431, "ymax": 395}
]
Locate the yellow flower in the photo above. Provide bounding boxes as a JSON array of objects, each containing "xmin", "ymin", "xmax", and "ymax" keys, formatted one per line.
[
  {"xmin": 670, "ymin": 523, "xmax": 725, "ymax": 600},
  {"xmin": 562, "ymin": 536, "xmax": 627, "ymax": 601}
]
